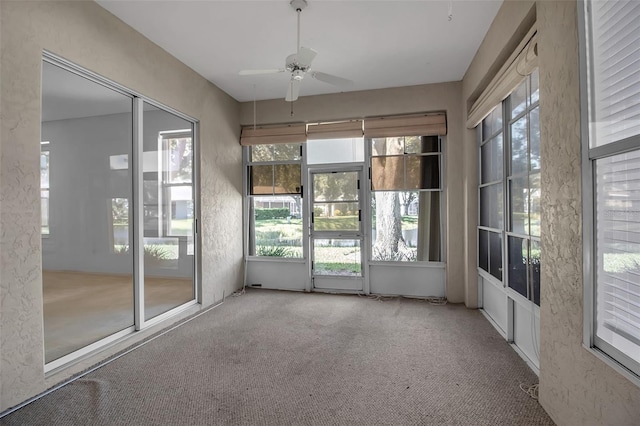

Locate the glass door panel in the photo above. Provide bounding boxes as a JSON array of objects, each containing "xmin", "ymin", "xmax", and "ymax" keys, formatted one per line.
[
  {"xmin": 41, "ymin": 61, "xmax": 134, "ymax": 363},
  {"xmin": 310, "ymin": 170, "xmax": 363, "ymax": 291},
  {"xmin": 313, "ymin": 239, "xmax": 362, "ymax": 276},
  {"xmin": 143, "ymin": 103, "xmax": 195, "ymax": 321}
]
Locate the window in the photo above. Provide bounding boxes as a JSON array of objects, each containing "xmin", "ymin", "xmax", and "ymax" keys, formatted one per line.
[
  {"xmin": 478, "ymin": 70, "xmax": 541, "ymax": 306},
  {"xmin": 40, "ymin": 146, "xmax": 50, "ymax": 235},
  {"xmin": 247, "ymin": 143, "xmax": 303, "ymax": 258},
  {"xmin": 370, "ymin": 136, "xmax": 442, "ymax": 262},
  {"xmin": 162, "ymin": 132, "xmax": 193, "ymax": 238},
  {"xmin": 479, "ymin": 107, "xmax": 504, "ymax": 281},
  {"xmin": 583, "ymin": 0, "xmax": 640, "ymax": 377},
  {"xmin": 507, "ymin": 73, "xmax": 540, "ymax": 304}
]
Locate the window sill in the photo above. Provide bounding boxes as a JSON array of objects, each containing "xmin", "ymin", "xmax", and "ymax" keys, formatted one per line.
[
  {"xmin": 582, "ymin": 344, "xmax": 640, "ymax": 389},
  {"xmin": 245, "ymin": 256, "xmax": 306, "ymax": 263},
  {"xmin": 369, "ymin": 261, "xmax": 445, "ymax": 268}
]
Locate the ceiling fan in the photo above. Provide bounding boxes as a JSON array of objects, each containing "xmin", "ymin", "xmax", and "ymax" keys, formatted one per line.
[{"xmin": 238, "ymin": 0, "xmax": 353, "ymax": 102}]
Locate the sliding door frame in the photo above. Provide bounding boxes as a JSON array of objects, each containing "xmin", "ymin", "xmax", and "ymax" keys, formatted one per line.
[{"xmin": 42, "ymin": 51, "xmax": 200, "ymax": 371}]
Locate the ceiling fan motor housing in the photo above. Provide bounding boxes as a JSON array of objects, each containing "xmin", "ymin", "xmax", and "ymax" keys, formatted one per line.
[{"xmin": 290, "ymin": 0, "xmax": 308, "ymax": 12}]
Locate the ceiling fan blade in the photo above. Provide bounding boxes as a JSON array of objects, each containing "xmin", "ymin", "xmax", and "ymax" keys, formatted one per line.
[
  {"xmin": 296, "ymin": 47, "xmax": 317, "ymax": 68},
  {"xmin": 311, "ymin": 71, "xmax": 354, "ymax": 87},
  {"xmin": 238, "ymin": 69, "xmax": 285, "ymax": 76},
  {"xmin": 285, "ymin": 78, "xmax": 302, "ymax": 102}
]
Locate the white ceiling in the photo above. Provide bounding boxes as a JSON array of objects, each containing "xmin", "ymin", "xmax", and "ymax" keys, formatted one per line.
[{"xmin": 96, "ymin": 0, "xmax": 503, "ymax": 102}]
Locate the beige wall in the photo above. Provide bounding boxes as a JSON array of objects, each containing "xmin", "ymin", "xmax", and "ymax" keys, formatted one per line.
[
  {"xmin": 537, "ymin": 1, "xmax": 640, "ymax": 424},
  {"xmin": 462, "ymin": 0, "xmax": 640, "ymax": 424},
  {"xmin": 0, "ymin": 0, "xmax": 242, "ymax": 411},
  {"xmin": 239, "ymin": 82, "xmax": 465, "ymax": 303}
]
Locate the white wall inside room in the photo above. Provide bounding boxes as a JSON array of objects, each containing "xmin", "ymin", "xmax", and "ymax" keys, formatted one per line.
[
  {"xmin": 41, "ymin": 109, "xmax": 194, "ymax": 278},
  {"xmin": 479, "ymin": 274, "xmax": 508, "ymax": 336},
  {"xmin": 369, "ymin": 264, "xmax": 445, "ymax": 297},
  {"xmin": 245, "ymin": 260, "xmax": 308, "ymax": 291}
]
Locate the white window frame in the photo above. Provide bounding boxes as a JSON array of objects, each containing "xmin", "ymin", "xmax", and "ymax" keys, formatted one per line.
[
  {"xmin": 580, "ymin": 0, "xmax": 640, "ymax": 384},
  {"xmin": 40, "ymin": 145, "xmax": 50, "ymax": 236},
  {"xmin": 368, "ymin": 135, "xmax": 445, "ymax": 264}
]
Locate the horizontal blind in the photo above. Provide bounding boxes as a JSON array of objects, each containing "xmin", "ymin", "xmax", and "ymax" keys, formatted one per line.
[
  {"xmin": 589, "ymin": 0, "xmax": 640, "ymax": 147},
  {"xmin": 364, "ymin": 113, "xmax": 447, "ymax": 138},
  {"xmin": 466, "ymin": 26, "xmax": 538, "ymax": 128},
  {"xmin": 595, "ymin": 150, "xmax": 640, "ymax": 350},
  {"xmin": 307, "ymin": 120, "xmax": 363, "ymax": 140},
  {"xmin": 240, "ymin": 124, "xmax": 306, "ymax": 146}
]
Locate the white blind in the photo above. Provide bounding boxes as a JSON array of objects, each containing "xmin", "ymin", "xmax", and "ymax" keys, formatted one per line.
[
  {"xmin": 589, "ymin": 0, "xmax": 640, "ymax": 147},
  {"xmin": 595, "ymin": 150, "xmax": 640, "ymax": 362}
]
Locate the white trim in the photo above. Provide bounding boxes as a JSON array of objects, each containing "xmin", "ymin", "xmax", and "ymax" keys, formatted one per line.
[
  {"xmin": 44, "ymin": 327, "xmax": 135, "ymax": 373},
  {"xmin": 510, "ymin": 343, "xmax": 540, "ymax": 376},
  {"xmin": 479, "ymin": 308, "xmax": 507, "ymax": 339},
  {"xmin": 143, "ymin": 299, "xmax": 198, "ymax": 328}
]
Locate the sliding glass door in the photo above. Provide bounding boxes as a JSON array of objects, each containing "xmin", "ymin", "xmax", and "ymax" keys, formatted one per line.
[
  {"xmin": 142, "ymin": 104, "xmax": 195, "ymax": 321},
  {"xmin": 41, "ymin": 61, "xmax": 135, "ymax": 363},
  {"xmin": 41, "ymin": 57, "xmax": 198, "ymax": 367}
]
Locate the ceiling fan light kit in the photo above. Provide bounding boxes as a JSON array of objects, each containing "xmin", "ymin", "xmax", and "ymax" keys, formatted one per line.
[{"xmin": 238, "ymin": 0, "xmax": 353, "ymax": 102}]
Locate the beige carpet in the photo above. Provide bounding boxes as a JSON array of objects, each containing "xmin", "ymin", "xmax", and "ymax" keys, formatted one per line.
[
  {"xmin": 43, "ymin": 271, "xmax": 193, "ymax": 363},
  {"xmin": 3, "ymin": 289, "xmax": 554, "ymax": 425}
]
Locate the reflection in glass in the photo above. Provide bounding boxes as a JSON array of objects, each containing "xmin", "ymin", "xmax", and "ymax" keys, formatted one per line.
[
  {"xmin": 41, "ymin": 150, "xmax": 50, "ymax": 235},
  {"xmin": 482, "ymin": 106, "xmax": 503, "ymax": 139},
  {"xmin": 143, "ymin": 103, "xmax": 194, "ymax": 321},
  {"xmin": 511, "ymin": 80, "xmax": 527, "ymax": 118},
  {"xmin": 41, "ymin": 61, "xmax": 134, "ymax": 363},
  {"xmin": 508, "ymin": 236, "xmax": 528, "ymax": 298},
  {"xmin": 313, "ymin": 239, "xmax": 361, "ymax": 276},
  {"xmin": 531, "ymin": 240, "xmax": 541, "ymax": 306},
  {"xmin": 530, "ymin": 69, "xmax": 539, "ymax": 105},
  {"xmin": 529, "ymin": 173, "xmax": 541, "ymax": 236},
  {"xmin": 530, "ymin": 107, "xmax": 540, "ymax": 170},
  {"xmin": 510, "ymin": 116, "xmax": 528, "ymax": 175},
  {"xmin": 480, "ymin": 183, "xmax": 503, "ymax": 230},
  {"xmin": 489, "ymin": 232, "xmax": 503, "ymax": 281},
  {"xmin": 249, "ymin": 195, "xmax": 303, "ymax": 258},
  {"xmin": 479, "ymin": 229, "xmax": 489, "ymax": 272},
  {"xmin": 481, "ymin": 134, "xmax": 503, "ymax": 184},
  {"xmin": 509, "ymin": 176, "xmax": 528, "ymax": 234}
]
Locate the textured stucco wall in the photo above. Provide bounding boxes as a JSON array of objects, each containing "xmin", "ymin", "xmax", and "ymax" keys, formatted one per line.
[
  {"xmin": 537, "ymin": 1, "xmax": 640, "ymax": 424},
  {"xmin": 0, "ymin": 0, "xmax": 242, "ymax": 411},
  {"xmin": 461, "ymin": 0, "xmax": 536, "ymax": 308},
  {"xmin": 238, "ymin": 83, "xmax": 465, "ymax": 303}
]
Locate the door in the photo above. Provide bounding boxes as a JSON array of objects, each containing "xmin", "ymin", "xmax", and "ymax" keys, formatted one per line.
[{"xmin": 310, "ymin": 168, "xmax": 364, "ymax": 291}]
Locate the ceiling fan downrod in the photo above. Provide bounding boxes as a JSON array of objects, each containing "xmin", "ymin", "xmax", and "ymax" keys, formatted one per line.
[{"xmin": 290, "ymin": 0, "xmax": 308, "ymax": 57}]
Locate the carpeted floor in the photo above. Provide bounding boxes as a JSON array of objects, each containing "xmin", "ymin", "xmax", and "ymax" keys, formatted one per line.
[{"xmin": 2, "ymin": 289, "xmax": 555, "ymax": 425}]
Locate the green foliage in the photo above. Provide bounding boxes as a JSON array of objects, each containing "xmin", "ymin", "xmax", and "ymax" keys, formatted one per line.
[
  {"xmin": 256, "ymin": 246, "xmax": 294, "ymax": 257},
  {"xmin": 314, "ymin": 262, "xmax": 362, "ymax": 274},
  {"xmin": 144, "ymin": 244, "xmax": 173, "ymax": 261},
  {"xmin": 255, "ymin": 208, "xmax": 290, "ymax": 220},
  {"xmin": 372, "ymin": 247, "xmax": 417, "ymax": 262},
  {"xmin": 113, "ymin": 244, "xmax": 174, "ymax": 262},
  {"xmin": 604, "ymin": 253, "xmax": 640, "ymax": 274}
]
